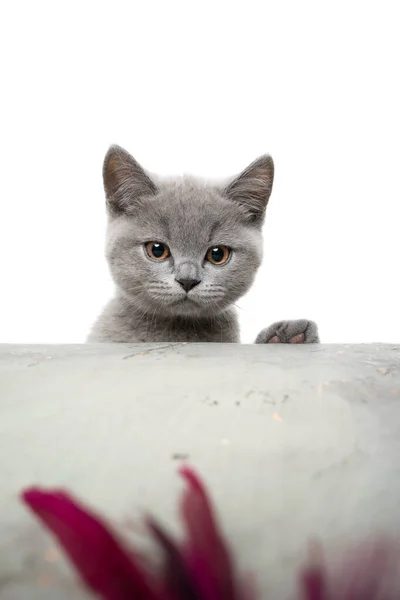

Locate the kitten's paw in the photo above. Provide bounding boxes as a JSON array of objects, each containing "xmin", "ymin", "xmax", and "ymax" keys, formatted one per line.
[{"xmin": 255, "ymin": 319, "xmax": 319, "ymax": 344}]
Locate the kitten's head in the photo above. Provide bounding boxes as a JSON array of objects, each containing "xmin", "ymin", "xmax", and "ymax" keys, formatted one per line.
[{"xmin": 103, "ymin": 146, "xmax": 274, "ymax": 318}]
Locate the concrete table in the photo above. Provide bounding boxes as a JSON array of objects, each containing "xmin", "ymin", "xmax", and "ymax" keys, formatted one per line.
[{"xmin": 1, "ymin": 343, "xmax": 400, "ymax": 598}]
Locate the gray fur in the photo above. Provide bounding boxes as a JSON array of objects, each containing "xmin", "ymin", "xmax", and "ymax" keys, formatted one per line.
[{"xmin": 88, "ymin": 146, "xmax": 319, "ymax": 344}]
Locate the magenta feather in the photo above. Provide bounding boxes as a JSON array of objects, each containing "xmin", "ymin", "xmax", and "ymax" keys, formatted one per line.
[
  {"xmin": 22, "ymin": 467, "xmax": 247, "ymax": 600},
  {"xmin": 21, "ymin": 468, "xmax": 400, "ymax": 599}
]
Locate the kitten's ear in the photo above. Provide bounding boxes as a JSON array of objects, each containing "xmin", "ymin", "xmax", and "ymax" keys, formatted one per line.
[
  {"xmin": 224, "ymin": 155, "xmax": 274, "ymax": 224},
  {"xmin": 103, "ymin": 145, "xmax": 157, "ymax": 215}
]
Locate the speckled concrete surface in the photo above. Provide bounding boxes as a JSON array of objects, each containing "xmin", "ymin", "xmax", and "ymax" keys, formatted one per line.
[{"xmin": 0, "ymin": 343, "xmax": 400, "ymax": 598}]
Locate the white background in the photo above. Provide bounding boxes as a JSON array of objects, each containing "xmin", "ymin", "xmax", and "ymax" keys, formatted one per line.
[{"xmin": 1, "ymin": 0, "xmax": 399, "ymax": 344}]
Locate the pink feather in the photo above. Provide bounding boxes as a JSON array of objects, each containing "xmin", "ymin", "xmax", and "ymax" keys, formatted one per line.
[
  {"xmin": 22, "ymin": 467, "xmax": 248, "ymax": 600},
  {"xmin": 21, "ymin": 468, "xmax": 400, "ymax": 599}
]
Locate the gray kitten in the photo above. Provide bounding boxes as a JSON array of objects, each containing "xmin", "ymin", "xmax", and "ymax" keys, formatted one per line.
[{"xmin": 88, "ymin": 146, "xmax": 319, "ymax": 344}]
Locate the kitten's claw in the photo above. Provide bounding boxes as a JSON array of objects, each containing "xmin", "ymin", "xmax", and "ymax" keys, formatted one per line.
[{"xmin": 255, "ymin": 319, "xmax": 319, "ymax": 344}]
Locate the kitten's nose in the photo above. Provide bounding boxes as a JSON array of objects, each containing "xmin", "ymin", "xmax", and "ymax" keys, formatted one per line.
[{"xmin": 176, "ymin": 278, "xmax": 201, "ymax": 293}]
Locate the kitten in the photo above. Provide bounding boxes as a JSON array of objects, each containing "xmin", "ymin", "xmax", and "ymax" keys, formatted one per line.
[{"xmin": 88, "ymin": 146, "xmax": 319, "ymax": 344}]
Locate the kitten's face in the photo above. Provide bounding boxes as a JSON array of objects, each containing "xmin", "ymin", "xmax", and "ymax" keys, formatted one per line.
[{"xmin": 104, "ymin": 147, "xmax": 274, "ymax": 318}]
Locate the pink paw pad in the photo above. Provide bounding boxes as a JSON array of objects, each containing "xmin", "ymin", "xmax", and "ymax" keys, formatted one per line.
[{"xmin": 289, "ymin": 333, "xmax": 305, "ymax": 344}]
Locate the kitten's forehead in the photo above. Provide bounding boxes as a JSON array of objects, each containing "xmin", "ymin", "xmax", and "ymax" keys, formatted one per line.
[{"xmin": 141, "ymin": 177, "xmax": 244, "ymax": 246}]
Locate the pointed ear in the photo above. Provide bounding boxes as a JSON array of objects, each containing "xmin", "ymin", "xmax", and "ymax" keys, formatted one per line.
[
  {"xmin": 103, "ymin": 145, "xmax": 157, "ymax": 215},
  {"xmin": 224, "ymin": 155, "xmax": 274, "ymax": 224}
]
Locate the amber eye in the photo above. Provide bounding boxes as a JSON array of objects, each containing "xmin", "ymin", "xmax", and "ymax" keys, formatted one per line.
[
  {"xmin": 145, "ymin": 242, "xmax": 170, "ymax": 261},
  {"xmin": 206, "ymin": 246, "xmax": 230, "ymax": 265}
]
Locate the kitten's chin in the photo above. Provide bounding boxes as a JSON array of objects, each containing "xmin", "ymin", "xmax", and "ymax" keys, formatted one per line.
[
  {"xmin": 165, "ymin": 295, "xmax": 232, "ymax": 318},
  {"xmin": 163, "ymin": 296, "xmax": 205, "ymax": 317}
]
